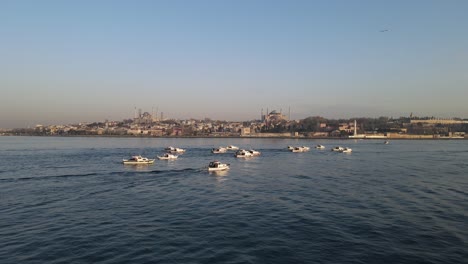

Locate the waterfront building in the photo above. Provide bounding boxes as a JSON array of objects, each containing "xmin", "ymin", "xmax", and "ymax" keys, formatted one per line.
[{"xmin": 409, "ymin": 118, "xmax": 468, "ymax": 125}]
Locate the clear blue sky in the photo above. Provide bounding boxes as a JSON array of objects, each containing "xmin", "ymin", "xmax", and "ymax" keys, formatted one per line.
[{"xmin": 1, "ymin": 0, "xmax": 467, "ymax": 128}]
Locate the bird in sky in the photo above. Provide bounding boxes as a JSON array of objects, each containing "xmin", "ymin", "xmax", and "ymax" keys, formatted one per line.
[{"xmin": 380, "ymin": 29, "xmax": 389, "ymax": 32}]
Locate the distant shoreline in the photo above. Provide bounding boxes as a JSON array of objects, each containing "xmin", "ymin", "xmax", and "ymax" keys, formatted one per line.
[{"xmin": 1, "ymin": 134, "xmax": 466, "ymax": 140}]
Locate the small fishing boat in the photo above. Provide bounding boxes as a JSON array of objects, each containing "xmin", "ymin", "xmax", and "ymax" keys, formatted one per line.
[
  {"xmin": 331, "ymin": 146, "xmax": 345, "ymax": 152},
  {"xmin": 122, "ymin": 155, "xmax": 155, "ymax": 165},
  {"xmin": 341, "ymin": 147, "xmax": 352, "ymax": 153},
  {"xmin": 157, "ymin": 153, "xmax": 178, "ymax": 160},
  {"xmin": 300, "ymin": 146, "xmax": 310, "ymax": 151},
  {"xmin": 166, "ymin": 147, "xmax": 186, "ymax": 153},
  {"xmin": 208, "ymin": 161, "xmax": 230, "ymax": 171},
  {"xmin": 235, "ymin": 149, "xmax": 253, "ymax": 158},
  {"xmin": 212, "ymin": 147, "xmax": 227, "ymax": 154},
  {"xmin": 248, "ymin": 149, "xmax": 261, "ymax": 156},
  {"xmin": 315, "ymin": 144, "xmax": 326, "ymax": 149},
  {"xmin": 290, "ymin": 147, "xmax": 303, "ymax": 153},
  {"xmin": 226, "ymin": 145, "xmax": 239, "ymax": 150},
  {"xmin": 290, "ymin": 146, "xmax": 310, "ymax": 152}
]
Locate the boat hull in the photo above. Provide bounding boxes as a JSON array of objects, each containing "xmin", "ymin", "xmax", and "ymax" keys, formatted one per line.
[
  {"xmin": 123, "ymin": 160, "xmax": 155, "ymax": 165},
  {"xmin": 208, "ymin": 167, "xmax": 229, "ymax": 171},
  {"xmin": 157, "ymin": 156, "xmax": 177, "ymax": 160}
]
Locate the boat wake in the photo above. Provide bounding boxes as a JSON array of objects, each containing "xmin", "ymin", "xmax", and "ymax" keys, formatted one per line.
[
  {"xmin": 0, "ymin": 172, "xmax": 100, "ymax": 182},
  {"xmin": 0, "ymin": 168, "xmax": 205, "ymax": 183}
]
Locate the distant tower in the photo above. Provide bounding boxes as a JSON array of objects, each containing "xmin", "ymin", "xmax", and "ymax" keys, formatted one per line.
[
  {"xmin": 288, "ymin": 106, "xmax": 291, "ymax": 120},
  {"xmin": 354, "ymin": 120, "xmax": 357, "ymax": 136},
  {"xmin": 261, "ymin": 108, "xmax": 264, "ymax": 121},
  {"xmin": 134, "ymin": 107, "xmax": 137, "ymax": 119}
]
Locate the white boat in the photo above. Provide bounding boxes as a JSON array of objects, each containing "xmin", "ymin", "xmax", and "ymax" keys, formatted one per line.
[
  {"xmin": 166, "ymin": 147, "xmax": 186, "ymax": 153},
  {"xmin": 226, "ymin": 145, "xmax": 239, "ymax": 150},
  {"xmin": 122, "ymin": 155, "xmax": 155, "ymax": 165},
  {"xmin": 331, "ymin": 146, "xmax": 345, "ymax": 152},
  {"xmin": 208, "ymin": 161, "xmax": 230, "ymax": 171},
  {"xmin": 341, "ymin": 147, "xmax": 352, "ymax": 153},
  {"xmin": 235, "ymin": 149, "xmax": 253, "ymax": 158},
  {"xmin": 290, "ymin": 147, "xmax": 303, "ymax": 153},
  {"xmin": 384, "ymin": 140, "xmax": 389, "ymax": 144},
  {"xmin": 290, "ymin": 146, "xmax": 310, "ymax": 153},
  {"xmin": 287, "ymin": 146, "xmax": 294, "ymax": 150},
  {"xmin": 248, "ymin": 149, "xmax": 261, "ymax": 156},
  {"xmin": 157, "ymin": 153, "xmax": 178, "ymax": 160},
  {"xmin": 212, "ymin": 147, "xmax": 227, "ymax": 154},
  {"xmin": 315, "ymin": 144, "xmax": 326, "ymax": 149}
]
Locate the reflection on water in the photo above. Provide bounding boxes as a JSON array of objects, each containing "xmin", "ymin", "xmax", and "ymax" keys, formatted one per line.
[
  {"xmin": 123, "ymin": 163, "xmax": 154, "ymax": 171},
  {"xmin": 209, "ymin": 170, "xmax": 229, "ymax": 177}
]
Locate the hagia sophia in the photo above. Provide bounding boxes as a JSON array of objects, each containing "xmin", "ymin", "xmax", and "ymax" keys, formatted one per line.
[{"xmin": 262, "ymin": 109, "xmax": 289, "ymax": 124}]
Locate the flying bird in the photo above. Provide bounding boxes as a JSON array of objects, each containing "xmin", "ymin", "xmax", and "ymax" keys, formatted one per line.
[{"xmin": 380, "ymin": 29, "xmax": 389, "ymax": 32}]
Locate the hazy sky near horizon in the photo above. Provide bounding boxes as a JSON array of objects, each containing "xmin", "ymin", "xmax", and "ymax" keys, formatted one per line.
[{"xmin": 1, "ymin": 0, "xmax": 468, "ymax": 128}]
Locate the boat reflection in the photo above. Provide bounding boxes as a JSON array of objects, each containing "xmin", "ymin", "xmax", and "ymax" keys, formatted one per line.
[
  {"xmin": 209, "ymin": 170, "xmax": 229, "ymax": 177},
  {"xmin": 123, "ymin": 163, "xmax": 154, "ymax": 171}
]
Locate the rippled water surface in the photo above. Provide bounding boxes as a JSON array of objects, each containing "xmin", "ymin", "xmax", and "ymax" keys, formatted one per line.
[{"xmin": 1, "ymin": 136, "xmax": 467, "ymax": 263}]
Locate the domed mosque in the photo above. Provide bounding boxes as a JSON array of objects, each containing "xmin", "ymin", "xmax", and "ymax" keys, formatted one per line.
[{"xmin": 262, "ymin": 109, "xmax": 288, "ymax": 124}]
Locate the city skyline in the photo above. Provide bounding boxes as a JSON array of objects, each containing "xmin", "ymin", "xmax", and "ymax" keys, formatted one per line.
[
  {"xmin": 1, "ymin": 0, "xmax": 468, "ymax": 128},
  {"xmin": 5, "ymin": 105, "xmax": 468, "ymax": 130}
]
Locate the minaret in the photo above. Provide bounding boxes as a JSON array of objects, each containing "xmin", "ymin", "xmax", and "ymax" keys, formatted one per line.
[
  {"xmin": 155, "ymin": 107, "xmax": 159, "ymax": 121},
  {"xmin": 354, "ymin": 120, "xmax": 357, "ymax": 136}
]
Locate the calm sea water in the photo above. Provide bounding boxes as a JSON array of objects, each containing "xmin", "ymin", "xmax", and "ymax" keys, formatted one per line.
[{"xmin": 0, "ymin": 136, "xmax": 467, "ymax": 264}]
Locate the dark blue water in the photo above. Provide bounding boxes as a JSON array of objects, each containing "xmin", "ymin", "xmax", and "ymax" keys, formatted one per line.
[{"xmin": 1, "ymin": 136, "xmax": 467, "ymax": 264}]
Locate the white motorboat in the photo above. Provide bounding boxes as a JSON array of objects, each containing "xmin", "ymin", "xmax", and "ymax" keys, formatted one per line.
[
  {"xmin": 212, "ymin": 147, "xmax": 227, "ymax": 154},
  {"xmin": 331, "ymin": 146, "xmax": 345, "ymax": 152},
  {"xmin": 248, "ymin": 149, "xmax": 261, "ymax": 156},
  {"xmin": 341, "ymin": 147, "xmax": 352, "ymax": 153},
  {"xmin": 315, "ymin": 144, "xmax": 326, "ymax": 149},
  {"xmin": 208, "ymin": 161, "xmax": 230, "ymax": 171},
  {"xmin": 384, "ymin": 140, "xmax": 389, "ymax": 144},
  {"xmin": 290, "ymin": 147, "xmax": 303, "ymax": 153},
  {"xmin": 287, "ymin": 146, "xmax": 294, "ymax": 150},
  {"xmin": 235, "ymin": 149, "xmax": 253, "ymax": 158},
  {"xmin": 226, "ymin": 145, "xmax": 239, "ymax": 150},
  {"xmin": 122, "ymin": 155, "xmax": 155, "ymax": 165},
  {"xmin": 166, "ymin": 147, "xmax": 186, "ymax": 153},
  {"xmin": 157, "ymin": 153, "xmax": 178, "ymax": 160},
  {"xmin": 290, "ymin": 146, "xmax": 309, "ymax": 153}
]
